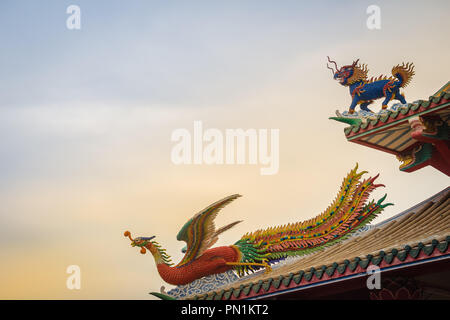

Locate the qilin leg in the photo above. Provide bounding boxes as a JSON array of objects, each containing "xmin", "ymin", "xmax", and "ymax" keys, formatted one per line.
[
  {"xmin": 360, "ymin": 101, "xmax": 374, "ymax": 113},
  {"xmin": 382, "ymin": 80, "xmax": 396, "ymax": 110},
  {"xmin": 348, "ymin": 98, "xmax": 359, "ymax": 114},
  {"xmin": 381, "ymin": 93, "xmax": 393, "ymax": 110},
  {"xmin": 395, "ymin": 90, "xmax": 407, "ymax": 104}
]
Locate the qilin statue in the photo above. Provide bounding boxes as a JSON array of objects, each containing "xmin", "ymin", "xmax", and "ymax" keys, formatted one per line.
[
  {"xmin": 327, "ymin": 57, "xmax": 415, "ymax": 114},
  {"xmin": 124, "ymin": 164, "xmax": 392, "ymax": 286}
]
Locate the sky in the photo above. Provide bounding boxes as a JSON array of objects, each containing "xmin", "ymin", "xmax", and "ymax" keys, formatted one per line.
[{"xmin": 0, "ymin": 0, "xmax": 449, "ymax": 299}]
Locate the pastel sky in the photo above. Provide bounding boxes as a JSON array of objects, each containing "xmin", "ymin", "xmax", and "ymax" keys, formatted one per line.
[{"xmin": 0, "ymin": 0, "xmax": 449, "ymax": 299}]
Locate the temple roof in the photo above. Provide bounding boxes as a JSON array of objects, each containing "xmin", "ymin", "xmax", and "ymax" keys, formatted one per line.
[
  {"xmin": 191, "ymin": 187, "xmax": 450, "ymax": 300},
  {"xmin": 341, "ymin": 82, "xmax": 449, "ymax": 156}
]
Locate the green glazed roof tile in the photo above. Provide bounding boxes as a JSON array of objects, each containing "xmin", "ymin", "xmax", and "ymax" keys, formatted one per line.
[
  {"xmin": 384, "ymin": 253, "xmax": 394, "ymax": 264},
  {"xmin": 242, "ymin": 285, "xmax": 252, "ymax": 297},
  {"xmin": 337, "ymin": 264, "xmax": 347, "ymax": 274},
  {"xmin": 421, "ymin": 100, "xmax": 430, "ymax": 108},
  {"xmin": 282, "ymin": 273, "xmax": 294, "ymax": 287},
  {"xmin": 423, "ymin": 244, "xmax": 435, "ymax": 256},
  {"xmin": 349, "ymin": 257, "xmax": 360, "ymax": 271},
  {"xmin": 293, "ymin": 271, "xmax": 304, "ymax": 284},
  {"xmin": 400, "ymin": 107, "xmax": 409, "ymax": 115},
  {"xmin": 380, "ymin": 114, "xmax": 389, "ymax": 122},
  {"xmin": 397, "ymin": 251, "xmax": 407, "ymax": 261},
  {"xmin": 252, "ymin": 280, "xmax": 263, "ymax": 294},
  {"xmin": 242, "ymin": 282, "xmax": 253, "ymax": 296},
  {"xmin": 352, "ymin": 126, "xmax": 360, "ymax": 133},
  {"xmin": 409, "ymin": 248, "xmax": 420, "ymax": 259},
  {"xmin": 371, "ymin": 255, "xmax": 382, "ymax": 266},
  {"xmin": 344, "ymin": 127, "xmax": 352, "ymax": 135},
  {"xmin": 423, "ymin": 244, "xmax": 434, "ymax": 256},
  {"xmin": 432, "ymin": 96, "xmax": 441, "ymax": 103},
  {"xmin": 359, "ymin": 258, "xmax": 370, "ymax": 269},
  {"xmin": 272, "ymin": 276, "xmax": 282, "ymax": 289},
  {"xmin": 223, "ymin": 290, "xmax": 232, "ymax": 300},
  {"xmin": 315, "ymin": 268, "xmax": 325, "ymax": 280},
  {"xmin": 390, "ymin": 111, "xmax": 400, "ymax": 119},
  {"xmin": 326, "ymin": 264, "xmax": 337, "ymax": 276},
  {"xmin": 262, "ymin": 279, "xmax": 272, "ymax": 292},
  {"xmin": 439, "ymin": 241, "xmax": 449, "ymax": 253},
  {"xmin": 215, "ymin": 290, "xmax": 224, "ymax": 300},
  {"xmin": 423, "ymin": 244, "xmax": 434, "ymax": 255},
  {"xmin": 304, "ymin": 271, "xmax": 313, "ymax": 281},
  {"xmin": 360, "ymin": 122, "xmax": 369, "ymax": 129}
]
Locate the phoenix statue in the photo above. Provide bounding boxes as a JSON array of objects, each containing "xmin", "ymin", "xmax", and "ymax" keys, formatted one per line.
[{"xmin": 124, "ymin": 164, "xmax": 392, "ymax": 286}]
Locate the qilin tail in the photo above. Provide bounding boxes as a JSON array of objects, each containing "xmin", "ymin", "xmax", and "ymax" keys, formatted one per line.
[
  {"xmin": 232, "ymin": 164, "xmax": 393, "ymax": 276},
  {"xmin": 392, "ymin": 62, "xmax": 415, "ymax": 88}
]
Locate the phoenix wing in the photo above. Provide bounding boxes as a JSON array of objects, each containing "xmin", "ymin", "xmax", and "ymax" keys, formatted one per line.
[{"xmin": 176, "ymin": 194, "xmax": 242, "ymax": 267}]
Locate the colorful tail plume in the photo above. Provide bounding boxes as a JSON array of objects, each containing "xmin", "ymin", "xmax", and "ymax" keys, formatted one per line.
[
  {"xmin": 392, "ymin": 62, "xmax": 415, "ymax": 88},
  {"xmin": 233, "ymin": 164, "xmax": 393, "ymax": 276}
]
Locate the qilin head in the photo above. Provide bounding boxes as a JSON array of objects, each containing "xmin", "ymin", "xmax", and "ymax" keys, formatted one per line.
[{"xmin": 327, "ymin": 56, "xmax": 368, "ymax": 86}]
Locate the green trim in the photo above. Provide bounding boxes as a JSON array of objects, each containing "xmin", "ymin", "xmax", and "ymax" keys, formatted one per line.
[
  {"xmin": 149, "ymin": 292, "xmax": 176, "ymax": 300},
  {"xmin": 329, "ymin": 116, "xmax": 362, "ymax": 126}
]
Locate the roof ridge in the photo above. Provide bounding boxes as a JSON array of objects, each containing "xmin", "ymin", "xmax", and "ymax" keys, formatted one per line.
[
  {"xmin": 374, "ymin": 186, "xmax": 450, "ymax": 228},
  {"xmin": 433, "ymin": 81, "xmax": 450, "ymax": 96}
]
